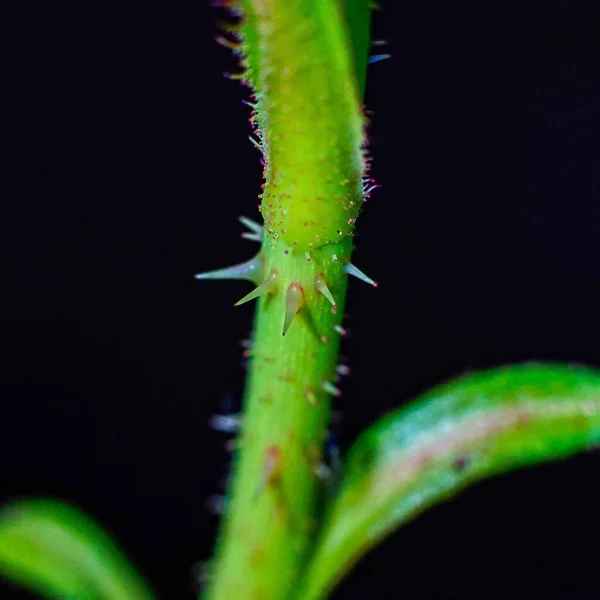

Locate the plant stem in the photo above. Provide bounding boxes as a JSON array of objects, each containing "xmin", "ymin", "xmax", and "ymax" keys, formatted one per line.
[
  {"xmin": 203, "ymin": 0, "xmax": 369, "ymax": 596},
  {"xmin": 205, "ymin": 240, "xmax": 352, "ymax": 600}
]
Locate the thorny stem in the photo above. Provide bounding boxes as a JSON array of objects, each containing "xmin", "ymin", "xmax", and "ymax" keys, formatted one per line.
[
  {"xmin": 203, "ymin": 1, "xmax": 371, "ymax": 598},
  {"xmin": 205, "ymin": 241, "xmax": 352, "ymax": 599}
]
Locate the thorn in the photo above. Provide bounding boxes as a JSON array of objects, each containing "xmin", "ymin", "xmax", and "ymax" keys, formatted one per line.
[
  {"xmin": 195, "ymin": 254, "xmax": 263, "ymax": 284},
  {"xmin": 315, "ymin": 273, "xmax": 337, "ymax": 308},
  {"xmin": 241, "ymin": 231, "xmax": 262, "ymax": 242},
  {"xmin": 209, "ymin": 413, "xmax": 241, "ymax": 434},
  {"xmin": 336, "ymin": 364, "xmax": 351, "ymax": 377},
  {"xmin": 248, "ymin": 135, "xmax": 264, "ymax": 154},
  {"xmin": 239, "ymin": 215, "xmax": 263, "ymax": 242},
  {"xmin": 239, "ymin": 215, "xmax": 262, "ymax": 234},
  {"xmin": 224, "ymin": 71, "xmax": 244, "ymax": 80},
  {"xmin": 344, "ymin": 262, "xmax": 378, "ymax": 287},
  {"xmin": 368, "ymin": 54, "xmax": 392, "ymax": 64},
  {"xmin": 217, "ymin": 20, "xmax": 242, "ymax": 34},
  {"xmin": 234, "ymin": 268, "xmax": 278, "ymax": 306},
  {"xmin": 217, "ymin": 2, "xmax": 243, "ymax": 18},
  {"xmin": 334, "ymin": 325, "xmax": 347, "ymax": 336},
  {"xmin": 215, "ymin": 35, "xmax": 240, "ymax": 51},
  {"xmin": 322, "ymin": 380, "xmax": 341, "ymax": 397},
  {"xmin": 364, "ymin": 183, "xmax": 382, "ymax": 196},
  {"xmin": 283, "ymin": 282, "xmax": 304, "ymax": 335}
]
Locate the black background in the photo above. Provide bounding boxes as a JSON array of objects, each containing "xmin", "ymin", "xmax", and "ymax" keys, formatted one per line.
[{"xmin": 3, "ymin": 1, "xmax": 600, "ymax": 598}]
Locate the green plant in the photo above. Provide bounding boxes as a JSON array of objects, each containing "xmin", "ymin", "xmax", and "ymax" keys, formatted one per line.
[{"xmin": 2, "ymin": 2, "xmax": 600, "ymax": 600}]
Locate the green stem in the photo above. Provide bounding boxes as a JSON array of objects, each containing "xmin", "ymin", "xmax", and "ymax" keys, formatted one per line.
[
  {"xmin": 206, "ymin": 240, "xmax": 351, "ymax": 599},
  {"xmin": 203, "ymin": 1, "xmax": 370, "ymax": 597}
]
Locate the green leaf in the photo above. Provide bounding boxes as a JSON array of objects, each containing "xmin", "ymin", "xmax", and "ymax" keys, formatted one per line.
[
  {"xmin": 0, "ymin": 498, "xmax": 156, "ymax": 600},
  {"xmin": 299, "ymin": 363, "xmax": 600, "ymax": 600}
]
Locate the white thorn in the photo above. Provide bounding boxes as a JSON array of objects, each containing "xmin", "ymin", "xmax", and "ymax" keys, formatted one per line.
[
  {"xmin": 239, "ymin": 215, "xmax": 262, "ymax": 234},
  {"xmin": 322, "ymin": 381, "xmax": 341, "ymax": 397},
  {"xmin": 336, "ymin": 364, "xmax": 351, "ymax": 377},
  {"xmin": 234, "ymin": 268, "xmax": 278, "ymax": 306},
  {"xmin": 241, "ymin": 231, "xmax": 262, "ymax": 243},
  {"xmin": 368, "ymin": 54, "xmax": 391, "ymax": 64},
  {"xmin": 195, "ymin": 254, "xmax": 263, "ymax": 284},
  {"xmin": 315, "ymin": 274, "xmax": 337, "ymax": 308},
  {"xmin": 209, "ymin": 413, "xmax": 241, "ymax": 434},
  {"xmin": 344, "ymin": 263, "xmax": 378, "ymax": 287}
]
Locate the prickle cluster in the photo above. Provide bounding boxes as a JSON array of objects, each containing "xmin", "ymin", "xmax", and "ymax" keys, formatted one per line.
[{"xmin": 195, "ymin": 217, "xmax": 377, "ymax": 336}]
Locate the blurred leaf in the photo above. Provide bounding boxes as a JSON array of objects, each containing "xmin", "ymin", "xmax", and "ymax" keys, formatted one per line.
[
  {"xmin": 299, "ymin": 363, "xmax": 600, "ymax": 599},
  {"xmin": 0, "ymin": 498, "xmax": 156, "ymax": 600}
]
